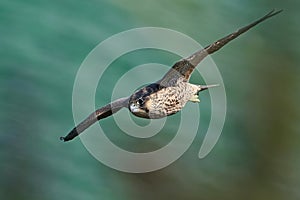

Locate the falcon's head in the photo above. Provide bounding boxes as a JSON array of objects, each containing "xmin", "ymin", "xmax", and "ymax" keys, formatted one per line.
[
  {"xmin": 129, "ymin": 96, "xmax": 149, "ymax": 118},
  {"xmin": 128, "ymin": 83, "xmax": 161, "ymax": 119},
  {"xmin": 128, "ymin": 89, "xmax": 150, "ymax": 119}
]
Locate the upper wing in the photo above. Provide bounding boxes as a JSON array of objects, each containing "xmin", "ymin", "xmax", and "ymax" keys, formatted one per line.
[
  {"xmin": 60, "ymin": 97, "xmax": 129, "ymax": 142},
  {"xmin": 158, "ymin": 9, "xmax": 282, "ymax": 87}
]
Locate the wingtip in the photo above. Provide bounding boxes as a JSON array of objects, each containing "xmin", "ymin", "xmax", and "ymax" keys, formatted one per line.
[
  {"xmin": 60, "ymin": 128, "xmax": 79, "ymax": 142},
  {"xmin": 60, "ymin": 136, "xmax": 66, "ymax": 142},
  {"xmin": 267, "ymin": 9, "xmax": 283, "ymax": 17}
]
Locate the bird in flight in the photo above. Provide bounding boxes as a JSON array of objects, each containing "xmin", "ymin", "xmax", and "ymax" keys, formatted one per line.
[{"xmin": 61, "ymin": 10, "xmax": 282, "ymax": 142}]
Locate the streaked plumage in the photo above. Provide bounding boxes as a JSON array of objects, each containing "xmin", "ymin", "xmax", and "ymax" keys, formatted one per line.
[{"xmin": 61, "ymin": 10, "xmax": 282, "ymax": 142}]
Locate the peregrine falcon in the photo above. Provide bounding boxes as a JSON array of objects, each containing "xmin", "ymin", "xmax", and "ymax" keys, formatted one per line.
[{"xmin": 61, "ymin": 10, "xmax": 282, "ymax": 142}]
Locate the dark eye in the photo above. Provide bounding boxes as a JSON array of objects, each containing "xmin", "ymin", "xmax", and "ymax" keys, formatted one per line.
[{"xmin": 138, "ymin": 98, "xmax": 144, "ymax": 105}]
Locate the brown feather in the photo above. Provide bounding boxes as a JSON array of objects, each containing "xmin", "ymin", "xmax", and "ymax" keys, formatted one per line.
[
  {"xmin": 159, "ymin": 10, "xmax": 282, "ymax": 86},
  {"xmin": 60, "ymin": 97, "xmax": 129, "ymax": 142}
]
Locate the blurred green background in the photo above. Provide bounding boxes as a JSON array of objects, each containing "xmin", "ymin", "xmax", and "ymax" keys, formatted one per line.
[{"xmin": 1, "ymin": 0, "xmax": 299, "ymax": 199}]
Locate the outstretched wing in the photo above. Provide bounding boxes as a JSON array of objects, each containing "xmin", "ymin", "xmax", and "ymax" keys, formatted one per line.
[
  {"xmin": 158, "ymin": 9, "xmax": 282, "ymax": 87},
  {"xmin": 60, "ymin": 97, "xmax": 129, "ymax": 142}
]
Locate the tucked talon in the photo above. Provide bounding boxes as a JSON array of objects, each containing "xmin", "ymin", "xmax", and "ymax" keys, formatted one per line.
[{"xmin": 190, "ymin": 95, "xmax": 200, "ymax": 103}]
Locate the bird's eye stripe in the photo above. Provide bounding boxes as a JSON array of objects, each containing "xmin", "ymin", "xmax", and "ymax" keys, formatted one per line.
[{"xmin": 138, "ymin": 98, "xmax": 144, "ymax": 104}]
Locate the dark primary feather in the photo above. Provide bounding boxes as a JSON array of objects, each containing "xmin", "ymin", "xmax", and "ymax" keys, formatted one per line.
[
  {"xmin": 60, "ymin": 97, "xmax": 129, "ymax": 142},
  {"xmin": 159, "ymin": 9, "xmax": 282, "ymax": 86}
]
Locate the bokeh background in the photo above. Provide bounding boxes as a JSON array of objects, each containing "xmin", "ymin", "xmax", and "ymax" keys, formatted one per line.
[{"xmin": 1, "ymin": 0, "xmax": 299, "ymax": 199}]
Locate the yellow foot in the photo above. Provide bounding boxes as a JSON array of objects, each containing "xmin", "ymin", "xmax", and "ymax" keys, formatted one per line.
[{"xmin": 189, "ymin": 95, "xmax": 200, "ymax": 103}]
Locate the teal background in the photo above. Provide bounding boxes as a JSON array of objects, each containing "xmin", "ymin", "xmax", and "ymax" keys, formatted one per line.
[{"xmin": 1, "ymin": 0, "xmax": 299, "ymax": 200}]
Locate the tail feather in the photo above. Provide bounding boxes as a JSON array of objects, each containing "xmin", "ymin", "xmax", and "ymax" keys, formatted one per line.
[{"xmin": 200, "ymin": 84, "xmax": 220, "ymax": 91}]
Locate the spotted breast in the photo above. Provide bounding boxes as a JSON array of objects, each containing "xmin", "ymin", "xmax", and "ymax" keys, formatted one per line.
[{"xmin": 145, "ymin": 80, "xmax": 199, "ymax": 118}]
